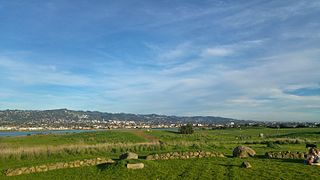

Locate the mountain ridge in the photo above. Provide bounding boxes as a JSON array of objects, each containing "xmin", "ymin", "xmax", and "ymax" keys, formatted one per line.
[{"xmin": 0, "ymin": 109, "xmax": 255, "ymax": 124}]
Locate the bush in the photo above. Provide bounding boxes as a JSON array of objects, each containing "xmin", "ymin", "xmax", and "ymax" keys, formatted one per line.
[
  {"xmin": 179, "ymin": 124, "xmax": 194, "ymax": 134},
  {"xmin": 266, "ymin": 141, "xmax": 280, "ymax": 149}
]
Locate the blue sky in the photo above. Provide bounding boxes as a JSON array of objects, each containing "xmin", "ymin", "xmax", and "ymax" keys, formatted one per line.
[{"xmin": 0, "ymin": 0, "xmax": 319, "ymax": 121}]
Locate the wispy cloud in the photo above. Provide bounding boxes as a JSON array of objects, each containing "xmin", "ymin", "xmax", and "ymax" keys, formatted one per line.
[
  {"xmin": 201, "ymin": 47, "xmax": 233, "ymax": 57},
  {"xmin": 0, "ymin": 57, "xmax": 91, "ymax": 86}
]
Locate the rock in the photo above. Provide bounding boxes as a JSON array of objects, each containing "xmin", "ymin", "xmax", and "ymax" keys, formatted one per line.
[
  {"xmin": 299, "ymin": 153, "xmax": 306, "ymax": 159},
  {"xmin": 146, "ymin": 155, "xmax": 154, "ymax": 160},
  {"xmin": 127, "ymin": 163, "xmax": 144, "ymax": 169},
  {"xmin": 56, "ymin": 162, "xmax": 64, "ymax": 169},
  {"xmin": 48, "ymin": 164, "xmax": 58, "ymax": 170},
  {"xmin": 233, "ymin": 146, "xmax": 256, "ymax": 158},
  {"xmin": 241, "ymin": 161, "xmax": 252, "ymax": 168},
  {"xmin": 173, "ymin": 152, "xmax": 179, "ymax": 156},
  {"xmin": 217, "ymin": 153, "xmax": 225, "ymax": 158},
  {"xmin": 154, "ymin": 154, "xmax": 159, "ymax": 160},
  {"xmin": 11, "ymin": 169, "xmax": 23, "ymax": 176},
  {"xmin": 4, "ymin": 157, "xmax": 115, "ymax": 177},
  {"xmin": 28, "ymin": 167, "xmax": 36, "ymax": 173},
  {"xmin": 120, "ymin": 152, "xmax": 139, "ymax": 160}
]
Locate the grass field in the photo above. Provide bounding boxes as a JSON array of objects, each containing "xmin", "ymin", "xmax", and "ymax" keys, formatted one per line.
[{"xmin": 1, "ymin": 127, "xmax": 320, "ymax": 179}]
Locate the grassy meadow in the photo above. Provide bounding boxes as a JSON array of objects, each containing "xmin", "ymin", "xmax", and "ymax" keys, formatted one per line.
[{"xmin": 1, "ymin": 127, "xmax": 320, "ymax": 179}]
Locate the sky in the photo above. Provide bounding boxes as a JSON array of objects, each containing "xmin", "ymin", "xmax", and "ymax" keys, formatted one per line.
[{"xmin": 0, "ymin": 0, "xmax": 319, "ymax": 121}]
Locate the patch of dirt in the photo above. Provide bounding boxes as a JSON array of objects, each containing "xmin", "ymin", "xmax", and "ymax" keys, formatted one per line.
[{"xmin": 132, "ymin": 130, "xmax": 159, "ymax": 142}]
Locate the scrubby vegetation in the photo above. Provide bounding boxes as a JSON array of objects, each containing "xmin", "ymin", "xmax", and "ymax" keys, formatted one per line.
[{"xmin": 179, "ymin": 124, "xmax": 194, "ymax": 134}]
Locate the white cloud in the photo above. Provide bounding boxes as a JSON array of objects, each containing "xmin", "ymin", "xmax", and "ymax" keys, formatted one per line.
[
  {"xmin": 201, "ymin": 40, "xmax": 265, "ymax": 58},
  {"xmin": 201, "ymin": 47, "xmax": 233, "ymax": 57}
]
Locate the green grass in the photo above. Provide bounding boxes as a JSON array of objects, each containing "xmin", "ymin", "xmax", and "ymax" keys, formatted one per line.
[
  {"xmin": 1, "ymin": 127, "xmax": 320, "ymax": 179},
  {"xmin": 0, "ymin": 130, "xmax": 147, "ymax": 148},
  {"xmin": 4, "ymin": 157, "xmax": 320, "ymax": 180}
]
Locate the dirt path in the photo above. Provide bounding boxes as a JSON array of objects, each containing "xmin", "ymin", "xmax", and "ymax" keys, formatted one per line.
[{"xmin": 131, "ymin": 130, "xmax": 159, "ymax": 142}]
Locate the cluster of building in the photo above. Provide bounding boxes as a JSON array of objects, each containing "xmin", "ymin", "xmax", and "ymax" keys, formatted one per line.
[{"xmin": 0, "ymin": 119, "xmax": 319, "ymax": 131}]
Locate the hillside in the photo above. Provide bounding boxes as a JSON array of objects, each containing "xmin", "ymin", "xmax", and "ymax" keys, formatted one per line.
[{"xmin": 0, "ymin": 109, "xmax": 252, "ymax": 125}]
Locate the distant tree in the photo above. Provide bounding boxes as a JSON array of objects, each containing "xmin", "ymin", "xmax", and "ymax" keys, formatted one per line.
[{"xmin": 179, "ymin": 124, "xmax": 194, "ymax": 134}]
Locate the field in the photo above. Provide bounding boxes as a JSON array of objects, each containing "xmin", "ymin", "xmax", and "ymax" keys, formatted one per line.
[{"xmin": 1, "ymin": 127, "xmax": 320, "ymax": 179}]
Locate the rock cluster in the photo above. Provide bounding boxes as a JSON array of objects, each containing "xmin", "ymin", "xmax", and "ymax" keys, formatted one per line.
[
  {"xmin": 5, "ymin": 157, "xmax": 114, "ymax": 176},
  {"xmin": 233, "ymin": 146, "xmax": 256, "ymax": 158},
  {"xmin": 146, "ymin": 151, "xmax": 224, "ymax": 160},
  {"xmin": 127, "ymin": 163, "xmax": 144, "ymax": 169},
  {"xmin": 265, "ymin": 151, "xmax": 306, "ymax": 159}
]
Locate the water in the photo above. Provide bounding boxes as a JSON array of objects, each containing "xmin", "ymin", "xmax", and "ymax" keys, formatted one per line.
[
  {"xmin": 0, "ymin": 128, "xmax": 178, "ymax": 137},
  {"xmin": 151, "ymin": 128, "xmax": 178, "ymax": 132},
  {"xmin": 0, "ymin": 129, "xmax": 99, "ymax": 137}
]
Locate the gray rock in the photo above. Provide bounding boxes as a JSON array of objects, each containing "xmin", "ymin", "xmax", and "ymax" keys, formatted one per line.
[
  {"xmin": 233, "ymin": 146, "xmax": 256, "ymax": 158},
  {"xmin": 127, "ymin": 163, "xmax": 144, "ymax": 169},
  {"xmin": 120, "ymin": 152, "xmax": 138, "ymax": 160}
]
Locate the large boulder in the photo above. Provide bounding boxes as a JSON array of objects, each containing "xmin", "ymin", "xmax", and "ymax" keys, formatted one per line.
[
  {"xmin": 127, "ymin": 163, "xmax": 144, "ymax": 169},
  {"xmin": 119, "ymin": 152, "xmax": 138, "ymax": 160},
  {"xmin": 233, "ymin": 146, "xmax": 256, "ymax": 158}
]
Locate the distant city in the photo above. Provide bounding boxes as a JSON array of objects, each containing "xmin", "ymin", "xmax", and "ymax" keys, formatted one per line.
[{"xmin": 0, "ymin": 109, "xmax": 318, "ymax": 131}]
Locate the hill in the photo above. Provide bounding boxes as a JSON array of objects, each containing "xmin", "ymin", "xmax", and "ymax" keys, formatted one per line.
[{"xmin": 0, "ymin": 109, "xmax": 253, "ymax": 125}]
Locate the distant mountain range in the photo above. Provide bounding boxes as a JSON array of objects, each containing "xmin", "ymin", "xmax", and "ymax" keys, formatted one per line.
[{"xmin": 0, "ymin": 109, "xmax": 254, "ymax": 124}]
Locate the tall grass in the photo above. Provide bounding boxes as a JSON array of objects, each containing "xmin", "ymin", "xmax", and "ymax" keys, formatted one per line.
[{"xmin": 0, "ymin": 142, "xmax": 161, "ymax": 161}]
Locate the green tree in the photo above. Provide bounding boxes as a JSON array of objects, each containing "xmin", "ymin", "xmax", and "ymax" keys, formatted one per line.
[{"xmin": 179, "ymin": 124, "xmax": 194, "ymax": 134}]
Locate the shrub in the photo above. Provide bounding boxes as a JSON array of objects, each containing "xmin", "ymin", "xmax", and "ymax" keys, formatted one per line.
[
  {"xmin": 179, "ymin": 124, "xmax": 194, "ymax": 134},
  {"xmin": 266, "ymin": 141, "xmax": 280, "ymax": 149}
]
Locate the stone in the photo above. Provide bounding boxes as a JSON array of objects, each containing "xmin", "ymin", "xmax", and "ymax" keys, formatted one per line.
[
  {"xmin": 120, "ymin": 152, "xmax": 139, "ymax": 160},
  {"xmin": 4, "ymin": 157, "xmax": 115, "ymax": 177},
  {"xmin": 35, "ymin": 165, "xmax": 48, "ymax": 172},
  {"xmin": 154, "ymin": 154, "xmax": 159, "ymax": 160},
  {"xmin": 173, "ymin": 152, "xmax": 179, "ymax": 156},
  {"xmin": 48, "ymin": 164, "xmax": 58, "ymax": 170},
  {"xmin": 5, "ymin": 169, "xmax": 19, "ymax": 176},
  {"xmin": 299, "ymin": 153, "xmax": 305, "ymax": 159},
  {"xmin": 55, "ymin": 162, "xmax": 64, "ymax": 169},
  {"xmin": 218, "ymin": 153, "xmax": 225, "ymax": 158},
  {"xmin": 233, "ymin": 146, "xmax": 256, "ymax": 158},
  {"xmin": 63, "ymin": 163, "xmax": 69, "ymax": 168},
  {"xmin": 241, "ymin": 161, "xmax": 252, "ymax": 168},
  {"xmin": 74, "ymin": 161, "xmax": 81, "ymax": 167},
  {"xmin": 127, "ymin": 163, "xmax": 144, "ymax": 169},
  {"xmin": 28, "ymin": 167, "xmax": 36, "ymax": 173},
  {"xmin": 146, "ymin": 155, "xmax": 155, "ymax": 160}
]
